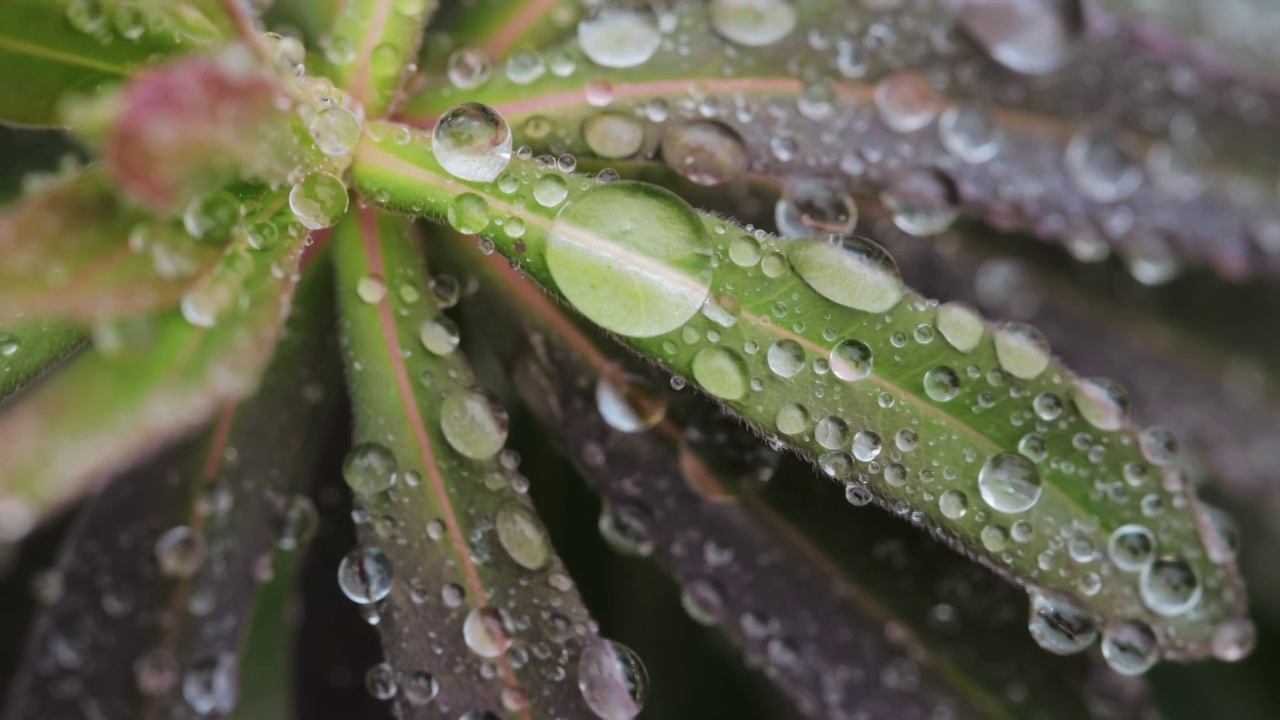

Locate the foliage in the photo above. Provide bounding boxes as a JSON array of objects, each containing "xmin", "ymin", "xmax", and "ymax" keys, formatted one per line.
[{"xmin": 1, "ymin": 1, "xmax": 1278, "ymax": 719}]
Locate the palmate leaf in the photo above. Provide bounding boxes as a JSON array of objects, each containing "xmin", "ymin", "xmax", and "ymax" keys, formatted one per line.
[
  {"xmin": 0, "ymin": 225, "xmax": 310, "ymax": 543},
  {"xmin": 435, "ymin": 239, "xmax": 1157, "ymax": 719},
  {"xmin": 332, "ymin": 208, "xmax": 613, "ymax": 719},
  {"xmin": 399, "ymin": 0, "xmax": 1280, "ymax": 279},
  {"xmin": 350, "ymin": 121, "xmax": 1250, "ymax": 664},
  {"xmin": 0, "ymin": 166, "xmax": 222, "ymax": 324},
  {"xmin": 5, "ymin": 254, "xmax": 338, "ymax": 719},
  {"xmin": 0, "ymin": 0, "xmax": 226, "ymax": 126}
]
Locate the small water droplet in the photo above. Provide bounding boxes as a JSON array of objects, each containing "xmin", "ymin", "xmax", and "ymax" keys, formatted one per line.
[
  {"xmin": 337, "ymin": 547, "xmax": 394, "ymax": 604},
  {"xmin": 343, "ymin": 443, "xmax": 398, "ymax": 495},
  {"xmin": 579, "ymin": 639, "xmax": 648, "ymax": 720},
  {"xmin": 874, "ymin": 72, "xmax": 937, "ymax": 133},
  {"xmin": 978, "ymin": 452, "xmax": 1042, "ymax": 513}
]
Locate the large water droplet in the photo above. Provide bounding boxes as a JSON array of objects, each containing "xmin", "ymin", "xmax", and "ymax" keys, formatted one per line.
[
  {"xmin": 923, "ymin": 366, "xmax": 961, "ymax": 402},
  {"xmin": 1140, "ymin": 556, "xmax": 1201, "ymax": 616},
  {"xmin": 1101, "ymin": 620, "xmax": 1158, "ymax": 675},
  {"xmin": 289, "ymin": 172, "xmax": 348, "ymax": 230},
  {"xmin": 709, "ymin": 0, "xmax": 796, "ymax": 47},
  {"xmin": 936, "ymin": 302, "xmax": 984, "ymax": 353},
  {"xmin": 432, "ymin": 102, "xmax": 513, "ymax": 182},
  {"xmin": 660, "ymin": 121, "xmax": 749, "ymax": 186},
  {"xmin": 993, "ymin": 323, "xmax": 1051, "ymax": 379},
  {"xmin": 463, "ymin": 606, "xmax": 513, "ymax": 658},
  {"xmin": 1065, "ymin": 127, "xmax": 1143, "ymax": 203},
  {"xmin": 830, "ymin": 338, "xmax": 873, "ymax": 381},
  {"xmin": 939, "ymin": 489, "xmax": 969, "ymax": 519},
  {"xmin": 692, "ymin": 346, "xmax": 749, "ymax": 400},
  {"xmin": 310, "ymin": 106, "xmax": 361, "ymax": 156},
  {"xmin": 851, "ymin": 430, "xmax": 882, "ymax": 462},
  {"xmin": 787, "ymin": 234, "xmax": 904, "ymax": 313},
  {"xmin": 337, "ymin": 547, "xmax": 394, "ymax": 604},
  {"xmin": 579, "ymin": 639, "xmax": 649, "ymax": 720},
  {"xmin": 496, "ymin": 502, "xmax": 550, "ymax": 570},
  {"xmin": 440, "ymin": 389, "xmax": 509, "ymax": 460},
  {"xmin": 766, "ymin": 339, "xmax": 806, "ymax": 378},
  {"xmin": 546, "ymin": 181, "xmax": 713, "ymax": 337},
  {"xmin": 1028, "ymin": 590, "xmax": 1097, "ymax": 655},
  {"xmin": 1069, "ymin": 377, "xmax": 1131, "ymax": 431},
  {"xmin": 343, "ymin": 442, "xmax": 398, "ymax": 495},
  {"xmin": 978, "ymin": 452, "xmax": 1042, "ymax": 513},
  {"xmin": 578, "ymin": 1, "xmax": 662, "ymax": 69},
  {"xmin": 597, "ymin": 370, "xmax": 667, "ymax": 432},
  {"xmin": 958, "ymin": 0, "xmax": 1081, "ymax": 75},
  {"xmin": 1108, "ymin": 524, "xmax": 1155, "ymax": 571}
]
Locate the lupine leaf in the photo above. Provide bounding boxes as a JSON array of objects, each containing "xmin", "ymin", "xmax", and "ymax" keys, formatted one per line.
[
  {"xmin": 351, "ymin": 121, "xmax": 1250, "ymax": 663},
  {"xmin": 5, "ymin": 253, "xmax": 338, "ymax": 719},
  {"xmin": 0, "ymin": 322, "xmax": 82, "ymax": 404},
  {"xmin": 332, "ymin": 208, "xmax": 609, "ymax": 719},
  {"xmin": 0, "ymin": 225, "xmax": 310, "ymax": 543},
  {"xmin": 323, "ymin": 0, "xmax": 438, "ymax": 117},
  {"xmin": 399, "ymin": 0, "xmax": 1280, "ymax": 280},
  {"xmin": 434, "ymin": 238, "xmax": 1158, "ymax": 719},
  {"xmin": 0, "ymin": 0, "xmax": 225, "ymax": 126},
  {"xmin": 0, "ymin": 166, "xmax": 222, "ymax": 324}
]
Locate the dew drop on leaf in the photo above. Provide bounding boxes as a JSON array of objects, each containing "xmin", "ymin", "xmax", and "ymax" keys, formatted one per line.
[
  {"xmin": 402, "ymin": 670, "xmax": 440, "ymax": 705},
  {"xmin": 1140, "ymin": 556, "xmax": 1202, "ymax": 616},
  {"xmin": 495, "ymin": 502, "xmax": 550, "ymax": 570},
  {"xmin": 599, "ymin": 502, "xmax": 655, "ymax": 557},
  {"xmin": 660, "ymin": 121, "xmax": 749, "ymax": 186},
  {"xmin": 583, "ymin": 113, "xmax": 645, "ymax": 158},
  {"xmin": 546, "ymin": 181, "xmax": 713, "ymax": 337},
  {"xmin": 463, "ymin": 606, "xmax": 513, "ymax": 658},
  {"xmin": 337, "ymin": 547, "xmax": 394, "ymax": 604},
  {"xmin": 923, "ymin": 366, "xmax": 961, "ymax": 402},
  {"xmin": 874, "ymin": 72, "xmax": 937, "ymax": 133},
  {"xmin": 786, "ymin": 234, "xmax": 904, "ymax": 313},
  {"xmin": 939, "ymin": 489, "xmax": 968, "ymax": 519},
  {"xmin": 775, "ymin": 177, "xmax": 857, "ymax": 238},
  {"xmin": 432, "ymin": 102, "xmax": 513, "ymax": 182},
  {"xmin": 596, "ymin": 371, "xmax": 667, "ymax": 432},
  {"xmin": 829, "ymin": 338, "xmax": 873, "ymax": 381},
  {"xmin": 579, "ymin": 639, "xmax": 649, "ymax": 720},
  {"xmin": 578, "ymin": 1, "xmax": 662, "ymax": 69},
  {"xmin": 978, "ymin": 452, "xmax": 1042, "ymax": 513},
  {"xmin": 1101, "ymin": 620, "xmax": 1159, "ymax": 675},
  {"xmin": 993, "ymin": 323, "xmax": 1051, "ymax": 380},
  {"xmin": 154, "ymin": 526, "xmax": 206, "ymax": 578},
  {"xmin": 419, "ymin": 317, "xmax": 461, "ymax": 355},
  {"xmin": 766, "ymin": 339, "xmax": 805, "ymax": 378},
  {"xmin": 289, "ymin": 172, "xmax": 348, "ymax": 230},
  {"xmin": 938, "ymin": 102, "xmax": 1002, "ymax": 164},
  {"xmin": 1069, "ymin": 377, "xmax": 1131, "ymax": 431},
  {"xmin": 881, "ymin": 169, "xmax": 959, "ymax": 237},
  {"xmin": 343, "ymin": 442, "xmax": 398, "ymax": 495},
  {"xmin": 365, "ymin": 662, "xmax": 397, "ymax": 699},
  {"xmin": 440, "ymin": 389, "xmax": 509, "ymax": 460},
  {"xmin": 935, "ymin": 302, "xmax": 984, "ymax": 353},
  {"xmin": 182, "ymin": 653, "xmax": 239, "ymax": 714},
  {"xmin": 1028, "ymin": 590, "xmax": 1097, "ymax": 655},
  {"xmin": 709, "ymin": 0, "xmax": 796, "ymax": 47}
]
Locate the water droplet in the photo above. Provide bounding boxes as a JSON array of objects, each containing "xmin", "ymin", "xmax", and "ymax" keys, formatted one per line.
[
  {"xmin": 546, "ymin": 181, "xmax": 712, "ymax": 337},
  {"xmin": 134, "ymin": 648, "xmax": 179, "ymax": 697},
  {"xmin": 776, "ymin": 178, "xmax": 857, "ymax": 238},
  {"xmin": 578, "ymin": 1, "xmax": 662, "ymax": 69},
  {"xmin": 959, "ymin": 0, "xmax": 1081, "ymax": 75},
  {"xmin": 1138, "ymin": 426, "xmax": 1178, "ymax": 465},
  {"xmin": 583, "ymin": 113, "xmax": 645, "ymax": 158},
  {"xmin": 923, "ymin": 366, "xmax": 961, "ymax": 402},
  {"xmin": 310, "ymin": 106, "xmax": 361, "ymax": 156},
  {"xmin": 830, "ymin": 338, "xmax": 873, "ymax": 381},
  {"xmin": 447, "ymin": 192, "xmax": 491, "ymax": 234},
  {"xmin": 579, "ymin": 639, "xmax": 648, "ymax": 720},
  {"xmin": 599, "ymin": 502, "xmax": 655, "ymax": 556},
  {"xmin": 1211, "ymin": 618, "xmax": 1257, "ymax": 662},
  {"xmin": 419, "ymin": 317, "xmax": 460, "ymax": 355},
  {"xmin": 275, "ymin": 495, "xmax": 319, "ymax": 551},
  {"xmin": 183, "ymin": 191, "xmax": 240, "ymax": 242},
  {"xmin": 289, "ymin": 172, "xmax": 348, "ymax": 230},
  {"xmin": 356, "ymin": 274, "xmax": 387, "ymax": 304},
  {"xmin": 337, "ymin": 547, "xmax": 394, "ymax": 604},
  {"xmin": 464, "ymin": 606, "xmax": 513, "ymax": 658},
  {"xmin": 440, "ymin": 389, "xmax": 509, "ymax": 460},
  {"xmin": 692, "ymin": 346, "xmax": 749, "ymax": 400},
  {"xmin": 938, "ymin": 102, "xmax": 1002, "ymax": 164},
  {"xmin": 660, "ymin": 121, "xmax": 749, "ymax": 186},
  {"xmin": 343, "ymin": 443, "xmax": 397, "ymax": 495},
  {"xmin": 1200, "ymin": 504, "xmax": 1241, "ymax": 564},
  {"xmin": 939, "ymin": 490, "xmax": 968, "ymax": 519},
  {"xmin": 881, "ymin": 169, "xmax": 959, "ymax": 237},
  {"xmin": 1069, "ymin": 377, "xmax": 1130, "ymax": 431},
  {"xmin": 1065, "ymin": 127, "xmax": 1143, "ymax": 203},
  {"xmin": 709, "ymin": 0, "xmax": 796, "ymax": 46},
  {"xmin": 496, "ymin": 502, "xmax": 550, "ymax": 570},
  {"xmin": 775, "ymin": 403, "xmax": 810, "ymax": 435},
  {"xmin": 533, "ymin": 174, "xmax": 570, "ymax": 208},
  {"xmin": 935, "ymin": 302, "xmax": 984, "ymax": 353},
  {"xmin": 1108, "ymin": 524, "xmax": 1155, "ymax": 571},
  {"xmin": 845, "ymin": 482, "xmax": 873, "ymax": 506},
  {"xmin": 432, "ymin": 102, "xmax": 513, "ymax": 182},
  {"xmin": 402, "ymin": 671, "xmax": 440, "ymax": 704},
  {"xmin": 1033, "ymin": 392, "xmax": 1063, "ymax": 420},
  {"xmin": 978, "ymin": 452, "xmax": 1042, "ymax": 513},
  {"xmin": 874, "ymin": 72, "xmax": 937, "ymax": 133},
  {"xmin": 993, "ymin": 323, "xmax": 1050, "ymax": 379},
  {"xmin": 766, "ymin": 340, "xmax": 806, "ymax": 378},
  {"xmin": 1140, "ymin": 556, "xmax": 1201, "ymax": 616},
  {"xmin": 183, "ymin": 653, "xmax": 239, "ymax": 714},
  {"xmin": 366, "ymin": 662, "xmax": 397, "ymax": 699},
  {"xmin": 852, "ymin": 430, "xmax": 882, "ymax": 462},
  {"xmin": 447, "ymin": 47, "xmax": 492, "ymax": 88},
  {"xmin": 787, "ymin": 234, "xmax": 904, "ymax": 313},
  {"xmin": 682, "ymin": 579, "xmax": 726, "ymax": 625},
  {"xmin": 155, "ymin": 526, "xmax": 206, "ymax": 578},
  {"xmin": 1101, "ymin": 620, "xmax": 1158, "ymax": 675},
  {"xmin": 597, "ymin": 370, "xmax": 667, "ymax": 432},
  {"xmin": 1028, "ymin": 590, "xmax": 1097, "ymax": 655},
  {"xmin": 815, "ymin": 416, "xmax": 850, "ymax": 449}
]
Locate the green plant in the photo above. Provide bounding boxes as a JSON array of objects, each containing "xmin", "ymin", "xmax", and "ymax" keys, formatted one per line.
[{"xmin": 1, "ymin": 0, "xmax": 1278, "ymax": 718}]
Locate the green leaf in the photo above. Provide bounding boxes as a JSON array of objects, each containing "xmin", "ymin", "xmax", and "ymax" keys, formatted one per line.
[
  {"xmin": 6, "ymin": 253, "xmax": 339, "ymax": 719},
  {"xmin": 398, "ymin": 0, "xmax": 1280, "ymax": 280},
  {"xmin": 0, "ymin": 166, "xmax": 222, "ymax": 324},
  {"xmin": 435, "ymin": 235, "xmax": 1158, "ymax": 718},
  {"xmin": 322, "ymin": 0, "xmax": 438, "ymax": 117},
  {"xmin": 0, "ymin": 225, "xmax": 311, "ymax": 543},
  {"xmin": 350, "ymin": 121, "xmax": 1251, "ymax": 664},
  {"xmin": 0, "ymin": 321, "xmax": 82, "ymax": 404},
  {"xmin": 0, "ymin": 0, "xmax": 224, "ymax": 126},
  {"xmin": 332, "ymin": 207, "xmax": 611, "ymax": 719},
  {"xmin": 429, "ymin": 0, "xmax": 583, "ymax": 60}
]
